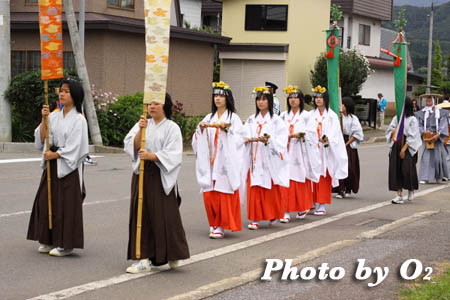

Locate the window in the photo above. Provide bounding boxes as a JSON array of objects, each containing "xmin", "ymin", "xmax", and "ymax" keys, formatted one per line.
[
  {"xmin": 25, "ymin": 0, "xmax": 38, "ymax": 5},
  {"xmin": 359, "ymin": 24, "xmax": 370, "ymax": 46},
  {"xmin": 407, "ymin": 85, "xmax": 413, "ymax": 92},
  {"xmin": 245, "ymin": 5, "xmax": 288, "ymax": 31},
  {"xmin": 107, "ymin": 0, "xmax": 134, "ymax": 9},
  {"xmin": 11, "ymin": 51, "xmax": 76, "ymax": 78}
]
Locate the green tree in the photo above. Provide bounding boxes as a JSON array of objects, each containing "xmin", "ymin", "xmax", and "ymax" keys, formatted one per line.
[
  {"xmin": 431, "ymin": 41, "xmax": 443, "ymax": 87},
  {"xmin": 310, "ymin": 50, "xmax": 372, "ymax": 97}
]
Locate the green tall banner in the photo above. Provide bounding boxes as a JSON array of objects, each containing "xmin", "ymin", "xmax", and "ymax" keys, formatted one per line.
[
  {"xmin": 393, "ymin": 39, "xmax": 407, "ymax": 120},
  {"xmin": 326, "ymin": 28, "xmax": 340, "ymax": 117}
]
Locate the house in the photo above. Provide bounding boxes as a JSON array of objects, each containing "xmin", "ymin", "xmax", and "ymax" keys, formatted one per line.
[
  {"xmin": 218, "ymin": 0, "xmax": 331, "ymax": 119},
  {"xmin": 179, "ymin": 0, "xmax": 203, "ymax": 28},
  {"xmin": 9, "ymin": 0, "xmax": 230, "ymax": 115},
  {"xmin": 202, "ymin": 0, "xmax": 222, "ymax": 33}
]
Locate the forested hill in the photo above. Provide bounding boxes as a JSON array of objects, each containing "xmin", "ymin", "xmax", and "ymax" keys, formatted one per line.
[
  {"xmin": 382, "ymin": 1, "xmax": 450, "ymax": 71},
  {"xmin": 394, "ymin": 0, "xmax": 448, "ymax": 6}
]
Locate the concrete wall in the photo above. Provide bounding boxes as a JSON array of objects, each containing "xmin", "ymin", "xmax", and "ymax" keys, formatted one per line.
[{"xmin": 221, "ymin": 0, "xmax": 330, "ymax": 94}]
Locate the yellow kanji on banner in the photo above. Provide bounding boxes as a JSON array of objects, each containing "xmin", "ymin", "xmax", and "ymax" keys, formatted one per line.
[{"xmin": 39, "ymin": 0, "xmax": 63, "ymax": 80}]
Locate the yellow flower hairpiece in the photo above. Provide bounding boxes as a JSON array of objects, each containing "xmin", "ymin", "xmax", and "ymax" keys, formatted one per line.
[
  {"xmin": 212, "ymin": 81, "xmax": 231, "ymax": 90},
  {"xmin": 312, "ymin": 85, "xmax": 327, "ymax": 94},
  {"xmin": 253, "ymin": 87, "xmax": 270, "ymax": 94},
  {"xmin": 283, "ymin": 85, "xmax": 299, "ymax": 95}
]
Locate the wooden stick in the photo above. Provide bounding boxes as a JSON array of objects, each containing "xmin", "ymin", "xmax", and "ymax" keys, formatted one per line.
[
  {"xmin": 44, "ymin": 80, "xmax": 53, "ymax": 230},
  {"xmin": 135, "ymin": 104, "xmax": 148, "ymax": 259}
]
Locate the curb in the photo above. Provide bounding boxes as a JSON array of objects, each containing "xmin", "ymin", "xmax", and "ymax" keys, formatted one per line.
[
  {"xmin": 0, "ymin": 142, "xmax": 123, "ymax": 154},
  {"xmin": 362, "ymin": 136, "xmax": 386, "ymax": 144}
]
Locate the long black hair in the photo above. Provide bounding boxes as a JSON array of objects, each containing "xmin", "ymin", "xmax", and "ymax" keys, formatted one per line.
[
  {"xmin": 286, "ymin": 91, "xmax": 305, "ymax": 114},
  {"xmin": 313, "ymin": 91, "xmax": 330, "ymax": 110},
  {"xmin": 211, "ymin": 90, "xmax": 236, "ymax": 121},
  {"xmin": 255, "ymin": 92, "xmax": 274, "ymax": 118},
  {"xmin": 342, "ymin": 97, "xmax": 355, "ymax": 117},
  {"xmin": 61, "ymin": 78, "xmax": 84, "ymax": 113},
  {"xmin": 164, "ymin": 93, "xmax": 173, "ymax": 119},
  {"xmin": 404, "ymin": 96, "xmax": 414, "ymax": 118}
]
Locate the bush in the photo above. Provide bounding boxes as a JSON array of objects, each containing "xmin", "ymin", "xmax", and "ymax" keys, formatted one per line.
[
  {"xmin": 310, "ymin": 49, "xmax": 372, "ymax": 97},
  {"xmin": 96, "ymin": 92, "xmax": 143, "ymax": 147},
  {"xmin": 4, "ymin": 70, "xmax": 79, "ymax": 142},
  {"xmin": 97, "ymin": 93, "xmax": 205, "ymax": 147}
]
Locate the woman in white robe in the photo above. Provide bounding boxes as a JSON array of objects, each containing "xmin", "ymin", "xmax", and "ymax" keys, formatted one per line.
[
  {"xmin": 279, "ymin": 86, "xmax": 314, "ymax": 222},
  {"xmin": 27, "ymin": 78, "xmax": 89, "ymax": 257},
  {"xmin": 123, "ymin": 93, "xmax": 189, "ymax": 274},
  {"xmin": 333, "ymin": 97, "xmax": 364, "ymax": 198},
  {"xmin": 192, "ymin": 82, "xmax": 245, "ymax": 239},
  {"xmin": 387, "ymin": 97, "xmax": 422, "ymax": 203},
  {"xmin": 242, "ymin": 87, "xmax": 289, "ymax": 230},
  {"xmin": 304, "ymin": 87, "xmax": 348, "ymax": 216}
]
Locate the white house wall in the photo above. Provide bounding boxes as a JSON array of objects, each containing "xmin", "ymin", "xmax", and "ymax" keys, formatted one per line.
[
  {"xmin": 180, "ymin": 0, "xmax": 202, "ymax": 28},
  {"xmin": 360, "ymin": 68, "xmax": 395, "ymax": 101},
  {"xmin": 341, "ymin": 13, "xmax": 381, "ymax": 57}
]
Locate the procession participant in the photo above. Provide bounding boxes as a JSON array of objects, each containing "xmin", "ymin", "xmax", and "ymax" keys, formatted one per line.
[
  {"xmin": 266, "ymin": 82, "xmax": 281, "ymax": 116},
  {"xmin": 192, "ymin": 82, "xmax": 245, "ymax": 239},
  {"xmin": 242, "ymin": 87, "xmax": 289, "ymax": 230},
  {"xmin": 387, "ymin": 97, "xmax": 422, "ymax": 204},
  {"xmin": 437, "ymin": 100, "xmax": 450, "ymax": 181},
  {"xmin": 334, "ymin": 97, "xmax": 364, "ymax": 198},
  {"xmin": 123, "ymin": 93, "xmax": 190, "ymax": 273},
  {"xmin": 415, "ymin": 95, "xmax": 449, "ymax": 184},
  {"xmin": 27, "ymin": 78, "xmax": 89, "ymax": 257},
  {"xmin": 279, "ymin": 86, "xmax": 314, "ymax": 223},
  {"xmin": 304, "ymin": 86, "xmax": 348, "ymax": 216}
]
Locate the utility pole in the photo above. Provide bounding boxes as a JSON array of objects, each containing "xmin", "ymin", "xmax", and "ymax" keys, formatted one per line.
[
  {"xmin": 426, "ymin": 2, "xmax": 434, "ymax": 94},
  {"xmin": 79, "ymin": 0, "xmax": 85, "ymax": 52},
  {"xmin": 64, "ymin": 0, "xmax": 103, "ymax": 145},
  {"xmin": 0, "ymin": 0, "xmax": 12, "ymax": 142}
]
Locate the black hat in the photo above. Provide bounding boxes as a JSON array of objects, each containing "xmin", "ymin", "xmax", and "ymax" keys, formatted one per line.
[{"xmin": 265, "ymin": 82, "xmax": 278, "ymax": 92}]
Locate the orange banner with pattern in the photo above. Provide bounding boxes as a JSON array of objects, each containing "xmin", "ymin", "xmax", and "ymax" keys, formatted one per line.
[{"xmin": 39, "ymin": 0, "xmax": 63, "ymax": 80}]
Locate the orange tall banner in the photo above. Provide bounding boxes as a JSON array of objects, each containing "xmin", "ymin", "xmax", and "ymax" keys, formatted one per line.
[{"xmin": 39, "ymin": 0, "xmax": 63, "ymax": 80}]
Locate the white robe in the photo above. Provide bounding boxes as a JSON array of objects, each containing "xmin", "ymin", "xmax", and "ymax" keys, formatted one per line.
[
  {"xmin": 34, "ymin": 107, "xmax": 89, "ymax": 191},
  {"xmin": 304, "ymin": 108, "xmax": 348, "ymax": 187},
  {"xmin": 191, "ymin": 110, "xmax": 245, "ymax": 194},
  {"xmin": 124, "ymin": 118, "xmax": 182, "ymax": 196},
  {"xmin": 385, "ymin": 116, "xmax": 422, "ymax": 156},
  {"xmin": 242, "ymin": 112, "xmax": 289, "ymax": 189},
  {"xmin": 342, "ymin": 114, "xmax": 364, "ymax": 149},
  {"xmin": 280, "ymin": 109, "xmax": 316, "ymax": 183}
]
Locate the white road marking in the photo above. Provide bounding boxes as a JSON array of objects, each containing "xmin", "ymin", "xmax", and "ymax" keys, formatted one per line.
[
  {"xmin": 0, "ymin": 156, "xmax": 104, "ymax": 164},
  {"xmin": 0, "ymin": 197, "xmax": 128, "ymax": 219},
  {"xmin": 26, "ymin": 184, "xmax": 449, "ymax": 300}
]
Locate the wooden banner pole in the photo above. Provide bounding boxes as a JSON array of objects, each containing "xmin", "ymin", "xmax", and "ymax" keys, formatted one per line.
[
  {"xmin": 44, "ymin": 80, "xmax": 53, "ymax": 230},
  {"xmin": 135, "ymin": 104, "xmax": 148, "ymax": 259}
]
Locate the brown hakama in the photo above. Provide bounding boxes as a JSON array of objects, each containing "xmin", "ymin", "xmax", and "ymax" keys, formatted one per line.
[
  {"xmin": 27, "ymin": 153, "xmax": 85, "ymax": 249},
  {"xmin": 388, "ymin": 141, "xmax": 418, "ymax": 191},
  {"xmin": 334, "ymin": 135, "xmax": 360, "ymax": 194},
  {"xmin": 127, "ymin": 160, "xmax": 190, "ymax": 265}
]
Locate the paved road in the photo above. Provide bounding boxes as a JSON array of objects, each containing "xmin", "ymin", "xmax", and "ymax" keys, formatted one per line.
[{"xmin": 0, "ymin": 144, "xmax": 448, "ymax": 300}]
